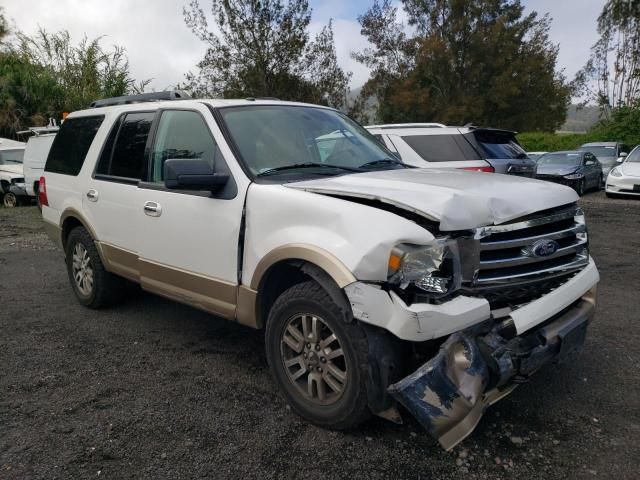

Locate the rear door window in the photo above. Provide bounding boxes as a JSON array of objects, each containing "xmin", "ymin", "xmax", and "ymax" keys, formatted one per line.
[
  {"xmin": 96, "ymin": 112, "xmax": 154, "ymax": 180},
  {"xmin": 472, "ymin": 131, "xmax": 527, "ymax": 160},
  {"xmin": 45, "ymin": 116, "xmax": 104, "ymax": 175},
  {"xmin": 402, "ymin": 134, "xmax": 480, "ymax": 162}
]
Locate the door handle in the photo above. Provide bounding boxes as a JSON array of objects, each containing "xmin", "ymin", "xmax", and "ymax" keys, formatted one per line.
[
  {"xmin": 144, "ymin": 201, "xmax": 162, "ymax": 217},
  {"xmin": 86, "ymin": 189, "xmax": 99, "ymax": 202}
]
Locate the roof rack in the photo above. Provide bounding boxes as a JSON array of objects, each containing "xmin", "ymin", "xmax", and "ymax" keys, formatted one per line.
[
  {"xmin": 16, "ymin": 119, "xmax": 60, "ymax": 137},
  {"xmin": 89, "ymin": 90, "xmax": 191, "ymax": 108}
]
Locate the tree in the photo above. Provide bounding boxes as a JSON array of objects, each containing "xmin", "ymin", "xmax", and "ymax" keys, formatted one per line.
[
  {"xmin": 575, "ymin": 0, "xmax": 640, "ymax": 111},
  {"xmin": 0, "ymin": 28, "xmax": 147, "ymax": 137},
  {"xmin": 182, "ymin": 0, "xmax": 350, "ymax": 107},
  {"xmin": 353, "ymin": 0, "xmax": 571, "ymax": 131}
]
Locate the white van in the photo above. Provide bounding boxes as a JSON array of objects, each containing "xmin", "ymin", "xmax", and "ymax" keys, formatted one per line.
[{"xmin": 23, "ymin": 130, "xmax": 58, "ymax": 199}]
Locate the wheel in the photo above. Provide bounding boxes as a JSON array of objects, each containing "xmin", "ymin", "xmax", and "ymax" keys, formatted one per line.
[
  {"xmin": 598, "ymin": 175, "xmax": 604, "ymax": 190},
  {"xmin": 265, "ymin": 281, "xmax": 370, "ymax": 430},
  {"xmin": 65, "ymin": 226, "xmax": 125, "ymax": 308},
  {"xmin": 2, "ymin": 192, "xmax": 17, "ymax": 207},
  {"xmin": 35, "ymin": 183, "xmax": 42, "ymax": 211},
  {"xmin": 575, "ymin": 179, "xmax": 585, "ymax": 196}
]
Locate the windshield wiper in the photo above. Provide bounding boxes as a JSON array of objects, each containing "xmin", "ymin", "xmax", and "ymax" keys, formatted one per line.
[
  {"xmin": 358, "ymin": 158, "xmax": 410, "ymax": 169},
  {"xmin": 257, "ymin": 162, "xmax": 362, "ymax": 177}
]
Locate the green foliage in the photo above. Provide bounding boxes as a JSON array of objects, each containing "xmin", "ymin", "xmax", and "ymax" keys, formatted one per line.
[
  {"xmin": 0, "ymin": 28, "xmax": 147, "ymax": 137},
  {"xmin": 518, "ymin": 106, "xmax": 640, "ymax": 151},
  {"xmin": 183, "ymin": 0, "xmax": 350, "ymax": 107},
  {"xmin": 353, "ymin": 0, "xmax": 571, "ymax": 131}
]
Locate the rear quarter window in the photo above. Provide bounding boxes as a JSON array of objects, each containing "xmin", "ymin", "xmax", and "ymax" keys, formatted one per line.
[
  {"xmin": 402, "ymin": 134, "xmax": 481, "ymax": 162},
  {"xmin": 45, "ymin": 116, "xmax": 104, "ymax": 176}
]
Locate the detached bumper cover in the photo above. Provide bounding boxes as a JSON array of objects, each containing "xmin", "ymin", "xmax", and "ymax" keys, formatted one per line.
[{"xmin": 388, "ymin": 287, "xmax": 597, "ymax": 450}]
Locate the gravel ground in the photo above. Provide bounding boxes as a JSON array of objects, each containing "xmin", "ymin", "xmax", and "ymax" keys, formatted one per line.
[{"xmin": 1, "ymin": 192, "xmax": 639, "ymax": 479}]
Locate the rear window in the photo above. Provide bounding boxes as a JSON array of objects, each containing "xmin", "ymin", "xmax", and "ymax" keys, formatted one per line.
[
  {"xmin": 402, "ymin": 134, "xmax": 480, "ymax": 162},
  {"xmin": 473, "ymin": 131, "xmax": 527, "ymax": 159},
  {"xmin": 45, "ymin": 116, "xmax": 104, "ymax": 175}
]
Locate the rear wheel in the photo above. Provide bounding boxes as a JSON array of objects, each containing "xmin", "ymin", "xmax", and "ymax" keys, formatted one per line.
[
  {"xmin": 65, "ymin": 226, "xmax": 125, "ymax": 308},
  {"xmin": 265, "ymin": 281, "xmax": 370, "ymax": 430},
  {"xmin": 35, "ymin": 183, "xmax": 42, "ymax": 211},
  {"xmin": 2, "ymin": 192, "xmax": 17, "ymax": 208}
]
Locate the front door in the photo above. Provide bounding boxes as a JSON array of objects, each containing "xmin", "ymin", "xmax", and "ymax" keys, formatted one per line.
[{"xmin": 136, "ymin": 105, "xmax": 246, "ymax": 319}]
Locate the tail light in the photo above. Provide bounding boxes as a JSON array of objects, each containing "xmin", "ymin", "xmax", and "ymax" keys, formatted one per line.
[
  {"xmin": 460, "ymin": 166, "xmax": 495, "ymax": 173},
  {"xmin": 38, "ymin": 176, "xmax": 49, "ymax": 206}
]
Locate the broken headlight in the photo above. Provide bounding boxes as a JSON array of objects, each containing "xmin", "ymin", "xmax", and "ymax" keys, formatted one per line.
[{"xmin": 387, "ymin": 239, "xmax": 461, "ymax": 297}]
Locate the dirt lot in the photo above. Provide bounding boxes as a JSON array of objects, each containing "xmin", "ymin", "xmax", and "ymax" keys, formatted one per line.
[{"xmin": 1, "ymin": 192, "xmax": 639, "ymax": 479}]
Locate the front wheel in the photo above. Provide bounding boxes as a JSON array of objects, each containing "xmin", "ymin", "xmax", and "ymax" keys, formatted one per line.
[
  {"xmin": 265, "ymin": 281, "xmax": 370, "ymax": 430},
  {"xmin": 2, "ymin": 192, "xmax": 17, "ymax": 208},
  {"xmin": 575, "ymin": 179, "xmax": 585, "ymax": 196},
  {"xmin": 65, "ymin": 227, "xmax": 125, "ymax": 308}
]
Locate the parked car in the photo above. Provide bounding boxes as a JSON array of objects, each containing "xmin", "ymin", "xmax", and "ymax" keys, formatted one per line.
[
  {"xmin": 20, "ymin": 126, "xmax": 59, "ymax": 205},
  {"xmin": 41, "ymin": 92, "xmax": 599, "ymax": 450},
  {"xmin": 535, "ymin": 151, "xmax": 603, "ymax": 195},
  {"xmin": 366, "ymin": 124, "xmax": 537, "ymax": 176},
  {"xmin": 606, "ymin": 145, "xmax": 640, "ymax": 198},
  {"xmin": 0, "ymin": 138, "xmax": 28, "ymax": 207},
  {"xmin": 579, "ymin": 141, "xmax": 629, "ymax": 177},
  {"xmin": 527, "ymin": 151, "xmax": 547, "ymax": 161}
]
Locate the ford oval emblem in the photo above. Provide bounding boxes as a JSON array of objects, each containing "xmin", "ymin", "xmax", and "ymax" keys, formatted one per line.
[{"xmin": 523, "ymin": 239, "xmax": 559, "ymax": 258}]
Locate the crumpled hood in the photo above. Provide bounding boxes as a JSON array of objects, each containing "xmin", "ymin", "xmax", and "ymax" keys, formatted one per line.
[
  {"xmin": 536, "ymin": 164, "xmax": 579, "ymax": 176},
  {"xmin": 0, "ymin": 164, "xmax": 23, "ymax": 176},
  {"xmin": 286, "ymin": 169, "xmax": 578, "ymax": 231},
  {"xmin": 621, "ymin": 162, "xmax": 640, "ymax": 177}
]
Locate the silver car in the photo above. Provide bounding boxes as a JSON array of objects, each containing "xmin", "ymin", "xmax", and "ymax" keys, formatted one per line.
[{"xmin": 580, "ymin": 141, "xmax": 629, "ymax": 177}]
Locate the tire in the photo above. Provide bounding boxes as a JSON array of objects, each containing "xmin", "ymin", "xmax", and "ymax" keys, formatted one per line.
[
  {"xmin": 598, "ymin": 175, "xmax": 604, "ymax": 190},
  {"xmin": 35, "ymin": 183, "xmax": 42, "ymax": 212},
  {"xmin": 2, "ymin": 192, "xmax": 17, "ymax": 208},
  {"xmin": 575, "ymin": 179, "xmax": 585, "ymax": 196},
  {"xmin": 65, "ymin": 226, "xmax": 125, "ymax": 308},
  {"xmin": 265, "ymin": 281, "xmax": 370, "ymax": 430}
]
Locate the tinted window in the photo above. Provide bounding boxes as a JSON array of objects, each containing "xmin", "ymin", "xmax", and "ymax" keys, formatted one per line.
[
  {"xmin": 625, "ymin": 147, "xmax": 640, "ymax": 163},
  {"xmin": 45, "ymin": 116, "xmax": 104, "ymax": 175},
  {"xmin": 473, "ymin": 131, "xmax": 526, "ymax": 159},
  {"xmin": 108, "ymin": 112, "xmax": 154, "ymax": 179},
  {"xmin": 580, "ymin": 146, "xmax": 616, "ymax": 158},
  {"xmin": 402, "ymin": 134, "xmax": 480, "ymax": 162},
  {"xmin": 0, "ymin": 149, "xmax": 25, "ymax": 165},
  {"xmin": 151, "ymin": 110, "xmax": 218, "ymax": 183},
  {"xmin": 95, "ymin": 115, "xmax": 124, "ymax": 175}
]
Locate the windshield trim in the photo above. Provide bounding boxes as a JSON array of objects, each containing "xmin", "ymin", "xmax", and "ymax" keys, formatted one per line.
[{"xmin": 210, "ymin": 103, "xmax": 400, "ymax": 183}]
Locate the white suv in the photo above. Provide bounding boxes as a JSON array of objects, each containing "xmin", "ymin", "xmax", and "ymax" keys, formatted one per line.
[
  {"xmin": 366, "ymin": 124, "xmax": 537, "ymax": 175},
  {"xmin": 41, "ymin": 93, "xmax": 599, "ymax": 449}
]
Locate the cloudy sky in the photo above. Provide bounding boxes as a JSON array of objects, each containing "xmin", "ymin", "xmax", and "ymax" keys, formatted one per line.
[{"xmin": 3, "ymin": 0, "xmax": 605, "ymax": 91}]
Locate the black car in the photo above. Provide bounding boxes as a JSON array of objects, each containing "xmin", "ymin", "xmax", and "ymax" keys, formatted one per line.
[{"xmin": 535, "ymin": 151, "xmax": 603, "ymax": 196}]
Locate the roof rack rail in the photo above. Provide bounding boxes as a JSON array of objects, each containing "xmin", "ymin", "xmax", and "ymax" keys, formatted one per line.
[
  {"xmin": 245, "ymin": 97, "xmax": 280, "ymax": 101},
  {"xmin": 90, "ymin": 90, "xmax": 191, "ymax": 108}
]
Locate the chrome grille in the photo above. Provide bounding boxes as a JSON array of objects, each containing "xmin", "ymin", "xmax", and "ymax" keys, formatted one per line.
[{"xmin": 464, "ymin": 204, "xmax": 589, "ymax": 290}]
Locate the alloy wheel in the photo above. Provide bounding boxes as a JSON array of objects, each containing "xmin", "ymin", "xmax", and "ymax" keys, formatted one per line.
[
  {"xmin": 280, "ymin": 313, "xmax": 348, "ymax": 406},
  {"xmin": 72, "ymin": 243, "xmax": 94, "ymax": 296}
]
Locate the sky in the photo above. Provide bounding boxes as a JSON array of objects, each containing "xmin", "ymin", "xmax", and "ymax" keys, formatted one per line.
[{"xmin": 2, "ymin": 0, "xmax": 606, "ymax": 92}]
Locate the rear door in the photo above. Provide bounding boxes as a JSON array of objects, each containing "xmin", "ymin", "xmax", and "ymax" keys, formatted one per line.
[
  {"xmin": 82, "ymin": 110, "xmax": 155, "ymax": 280},
  {"xmin": 136, "ymin": 105, "xmax": 245, "ymax": 320}
]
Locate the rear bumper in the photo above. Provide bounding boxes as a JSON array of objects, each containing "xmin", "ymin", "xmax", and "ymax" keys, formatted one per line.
[{"xmin": 389, "ymin": 287, "xmax": 597, "ymax": 450}]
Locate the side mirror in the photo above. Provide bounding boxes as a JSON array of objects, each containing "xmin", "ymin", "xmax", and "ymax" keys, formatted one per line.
[
  {"xmin": 620, "ymin": 151, "xmax": 628, "ymax": 157},
  {"xmin": 164, "ymin": 158, "xmax": 229, "ymax": 191},
  {"xmin": 617, "ymin": 157, "xmax": 625, "ymax": 163},
  {"xmin": 585, "ymin": 159, "xmax": 596, "ymax": 166}
]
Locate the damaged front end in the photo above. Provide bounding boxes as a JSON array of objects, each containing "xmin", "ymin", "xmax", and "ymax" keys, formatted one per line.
[{"xmin": 388, "ymin": 290, "xmax": 596, "ymax": 450}]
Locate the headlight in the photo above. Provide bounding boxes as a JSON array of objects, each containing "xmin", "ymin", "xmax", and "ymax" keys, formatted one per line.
[
  {"xmin": 387, "ymin": 239, "xmax": 461, "ymax": 296},
  {"xmin": 609, "ymin": 167, "xmax": 622, "ymax": 177},
  {"xmin": 564, "ymin": 173, "xmax": 584, "ymax": 180}
]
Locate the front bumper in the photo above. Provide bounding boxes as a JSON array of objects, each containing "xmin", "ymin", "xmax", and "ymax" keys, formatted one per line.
[
  {"xmin": 535, "ymin": 174, "xmax": 581, "ymax": 189},
  {"xmin": 606, "ymin": 176, "xmax": 640, "ymax": 195},
  {"xmin": 389, "ymin": 287, "xmax": 597, "ymax": 450}
]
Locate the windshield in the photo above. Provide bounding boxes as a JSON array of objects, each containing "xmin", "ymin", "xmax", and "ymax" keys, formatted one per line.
[
  {"xmin": 625, "ymin": 147, "xmax": 640, "ymax": 163},
  {"xmin": 0, "ymin": 149, "xmax": 25, "ymax": 165},
  {"xmin": 581, "ymin": 146, "xmax": 616, "ymax": 158},
  {"xmin": 473, "ymin": 131, "xmax": 527, "ymax": 159},
  {"xmin": 537, "ymin": 152, "xmax": 582, "ymax": 165},
  {"xmin": 218, "ymin": 105, "xmax": 400, "ymax": 178}
]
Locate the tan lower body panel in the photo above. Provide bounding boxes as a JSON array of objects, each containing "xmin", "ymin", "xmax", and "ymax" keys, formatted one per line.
[{"xmin": 99, "ymin": 242, "xmax": 245, "ymax": 323}]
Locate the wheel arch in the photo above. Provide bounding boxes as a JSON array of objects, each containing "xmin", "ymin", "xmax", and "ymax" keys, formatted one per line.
[
  {"xmin": 59, "ymin": 209, "xmax": 106, "ymax": 264},
  {"xmin": 246, "ymin": 245, "xmax": 356, "ymax": 329}
]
